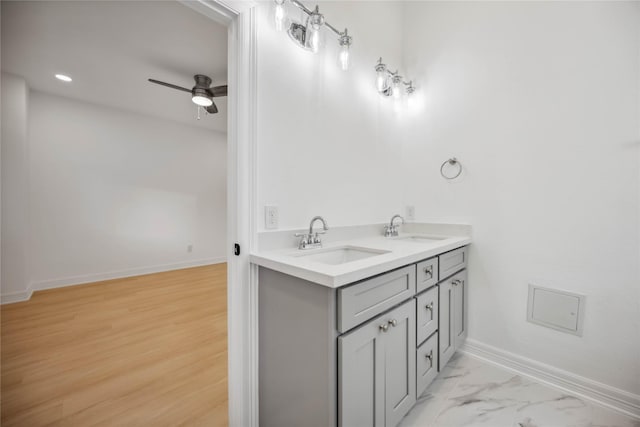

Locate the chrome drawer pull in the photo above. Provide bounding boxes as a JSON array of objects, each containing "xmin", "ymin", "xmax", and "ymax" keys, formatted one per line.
[
  {"xmin": 423, "ymin": 266, "xmax": 433, "ymax": 279},
  {"xmin": 425, "ymin": 350, "xmax": 433, "ymax": 367},
  {"xmin": 388, "ymin": 319, "xmax": 397, "ymax": 327},
  {"xmin": 425, "ymin": 302, "xmax": 434, "ymax": 311},
  {"xmin": 379, "ymin": 323, "xmax": 389, "ymax": 332},
  {"xmin": 452, "ymin": 279, "xmax": 461, "ymax": 286}
]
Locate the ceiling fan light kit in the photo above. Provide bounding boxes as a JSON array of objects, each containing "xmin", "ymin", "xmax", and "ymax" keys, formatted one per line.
[
  {"xmin": 192, "ymin": 89, "xmax": 213, "ymax": 107},
  {"xmin": 148, "ymin": 74, "xmax": 227, "ymax": 116}
]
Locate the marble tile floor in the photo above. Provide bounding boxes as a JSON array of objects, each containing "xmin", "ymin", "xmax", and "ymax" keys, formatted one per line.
[{"xmin": 399, "ymin": 353, "xmax": 640, "ymax": 427}]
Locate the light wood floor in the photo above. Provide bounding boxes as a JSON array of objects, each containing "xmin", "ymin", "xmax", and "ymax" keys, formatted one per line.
[{"xmin": 1, "ymin": 264, "xmax": 228, "ymax": 427}]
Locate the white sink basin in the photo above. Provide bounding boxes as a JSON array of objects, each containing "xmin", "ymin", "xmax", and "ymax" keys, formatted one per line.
[
  {"xmin": 294, "ymin": 246, "xmax": 390, "ymax": 265},
  {"xmin": 397, "ymin": 235, "xmax": 448, "ymax": 243}
]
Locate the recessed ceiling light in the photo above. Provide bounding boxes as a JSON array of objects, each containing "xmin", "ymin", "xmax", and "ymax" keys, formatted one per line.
[{"xmin": 55, "ymin": 74, "xmax": 72, "ymax": 82}]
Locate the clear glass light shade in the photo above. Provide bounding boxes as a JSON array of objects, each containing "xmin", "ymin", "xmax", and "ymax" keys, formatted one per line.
[
  {"xmin": 392, "ymin": 82, "xmax": 402, "ymax": 99},
  {"xmin": 306, "ymin": 28, "xmax": 320, "ymax": 53},
  {"xmin": 274, "ymin": 3, "xmax": 286, "ymax": 31},
  {"xmin": 339, "ymin": 44, "xmax": 350, "ymax": 71},
  {"xmin": 192, "ymin": 95, "xmax": 213, "ymax": 107},
  {"xmin": 376, "ymin": 71, "xmax": 388, "ymax": 92}
]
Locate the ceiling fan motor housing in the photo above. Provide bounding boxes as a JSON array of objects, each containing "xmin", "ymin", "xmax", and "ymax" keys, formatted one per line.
[{"xmin": 194, "ymin": 74, "xmax": 212, "ymax": 88}]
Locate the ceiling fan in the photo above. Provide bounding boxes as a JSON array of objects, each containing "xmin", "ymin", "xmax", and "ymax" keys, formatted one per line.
[{"xmin": 148, "ymin": 74, "xmax": 227, "ymax": 114}]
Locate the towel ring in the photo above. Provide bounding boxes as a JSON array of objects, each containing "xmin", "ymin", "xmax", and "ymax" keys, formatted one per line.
[{"xmin": 440, "ymin": 158, "xmax": 462, "ymax": 180}]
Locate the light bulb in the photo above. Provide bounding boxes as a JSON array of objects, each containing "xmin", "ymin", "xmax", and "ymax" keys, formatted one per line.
[
  {"xmin": 375, "ymin": 59, "xmax": 388, "ymax": 93},
  {"xmin": 306, "ymin": 28, "xmax": 320, "ymax": 53},
  {"xmin": 274, "ymin": 0, "xmax": 286, "ymax": 32},
  {"xmin": 391, "ymin": 75, "xmax": 402, "ymax": 99},
  {"xmin": 339, "ymin": 44, "xmax": 350, "ymax": 71},
  {"xmin": 304, "ymin": 7, "xmax": 324, "ymax": 53},
  {"xmin": 338, "ymin": 30, "xmax": 352, "ymax": 71},
  {"xmin": 376, "ymin": 71, "xmax": 387, "ymax": 92},
  {"xmin": 392, "ymin": 83, "xmax": 401, "ymax": 99}
]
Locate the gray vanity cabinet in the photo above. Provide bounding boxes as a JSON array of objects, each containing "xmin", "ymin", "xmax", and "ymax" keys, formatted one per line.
[
  {"xmin": 258, "ymin": 244, "xmax": 469, "ymax": 427},
  {"xmin": 339, "ymin": 299, "xmax": 416, "ymax": 427},
  {"xmin": 438, "ymin": 269, "xmax": 467, "ymax": 369}
]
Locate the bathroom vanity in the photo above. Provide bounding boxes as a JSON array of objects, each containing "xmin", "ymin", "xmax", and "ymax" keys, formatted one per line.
[{"xmin": 251, "ymin": 223, "xmax": 470, "ymax": 427}]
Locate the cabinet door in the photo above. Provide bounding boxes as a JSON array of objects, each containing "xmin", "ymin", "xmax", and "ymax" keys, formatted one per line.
[
  {"xmin": 453, "ymin": 270, "xmax": 468, "ymax": 349},
  {"xmin": 438, "ymin": 281, "xmax": 455, "ymax": 370},
  {"xmin": 338, "ymin": 313, "xmax": 386, "ymax": 427},
  {"xmin": 383, "ymin": 299, "xmax": 416, "ymax": 427}
]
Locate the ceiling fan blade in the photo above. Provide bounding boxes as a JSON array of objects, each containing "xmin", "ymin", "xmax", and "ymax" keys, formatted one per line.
[
  {"xmin": 205, "ymin": 102, "xmax": 219, "ymax": 114},
  {"xmin": 148, "ymin": 79, "xmax": 191, "ymax": 93},
  {"xmin": 209, "ymin": 85, "xmax": 228, "ymax": 97}
]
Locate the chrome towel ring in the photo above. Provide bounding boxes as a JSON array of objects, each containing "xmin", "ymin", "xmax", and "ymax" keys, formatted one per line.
[{"xmin": 440, "ymin": 157, "xmax": 462, "ymax": 180}]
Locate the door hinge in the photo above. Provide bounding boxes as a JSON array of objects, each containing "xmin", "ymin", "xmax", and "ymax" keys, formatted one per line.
[{"xmin": 234, "ymin": 243, "xmax": 241, "ymax": 256}]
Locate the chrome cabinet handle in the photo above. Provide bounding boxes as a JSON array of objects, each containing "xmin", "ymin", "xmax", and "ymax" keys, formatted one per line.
[
  {"xmin": 379, "ymin": 323, "xmax": 389, "ymax": 332},
  {"xmin": 425, "ymin": 350, "xmax": 433, "ymax": 367},
  {"xmin": 423, "ymin": 265, "xmax": 433, "ymax": 278},
  {"xmin": 425, "ymin": 302, "xmax": 434, "ymax": 311},
  {"xmin": 388, "ymin": 319, "xmax": 397, "ymax": 327},
  {"xmin": 452, "ymin": 279, "xmax": 461, "ymax": 286}
]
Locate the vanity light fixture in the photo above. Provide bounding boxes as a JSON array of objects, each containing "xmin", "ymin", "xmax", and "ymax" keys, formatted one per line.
[
  {"xmin": 374, "ymin": 58, "xmax": 415, "ymax": 98},
  {"xmin": 273, "ymin": 0, "xmax": 353, "ymax": 71}
]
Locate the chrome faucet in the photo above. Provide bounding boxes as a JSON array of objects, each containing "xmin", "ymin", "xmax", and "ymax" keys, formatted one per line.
[
  {"xmin": 384, "ymin": 214, "xmax": 404, "ymax": 237},
  {"xmin": 295, "ymin": 216, "xmax": 329, "ymax": 250}
]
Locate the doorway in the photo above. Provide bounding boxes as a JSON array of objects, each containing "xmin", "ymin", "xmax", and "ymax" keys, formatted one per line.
[{"xmin": 3, "ymin": 3, "xmax": 250, "ymax": 426}]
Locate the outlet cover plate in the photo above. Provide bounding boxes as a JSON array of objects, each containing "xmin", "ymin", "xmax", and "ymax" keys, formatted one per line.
[
  {"xmin": 265, "ymin": 205, "xmax": 278, "ymax": 230},
  {"xmin": 406, "ymin": 206, "xmax": 415, "ymax": 221}
]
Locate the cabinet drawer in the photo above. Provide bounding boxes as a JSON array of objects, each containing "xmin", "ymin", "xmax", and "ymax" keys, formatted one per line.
[
  {"xmin": 338, "ymin": 265, "xmax": 416, "ymax": 333},
  {"xmin": 416, "ymin": 257, "xmax": 438, "ymax": 293},
  {"xmin": 439, "ymin": 246, "xmax": 468, "ymax": 280},
  {"xmin": 416, "ymin": 286, "xmax": 438, "ymax": 346},
  {"xmin": 416, "ymin": 332, "xmax": 438, "ymax": 398}
]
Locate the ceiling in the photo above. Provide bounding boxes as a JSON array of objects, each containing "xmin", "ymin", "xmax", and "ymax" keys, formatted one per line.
[{"xmin": 1, "ymin": 1, "xmax": 228, "ymax": 133}]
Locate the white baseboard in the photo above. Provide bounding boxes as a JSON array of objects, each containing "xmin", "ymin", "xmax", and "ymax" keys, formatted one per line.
[
  {"xmin": 459, "ymin": 338, "xmax": 640, "ymax": 420},
  {"xmin": 0, "ymin": 289, "xmax": 34, "ymax": 304},
  {"xmin": 1, "ymin": 257, "xmax": 227, "ymax": 304}
]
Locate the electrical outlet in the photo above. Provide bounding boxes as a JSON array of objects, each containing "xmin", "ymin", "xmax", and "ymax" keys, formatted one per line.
[
  {"xmin": 406, "ymin": 205, "xmax": 415, "ymax": 221},
  {"xmin": 187, "ymin": 244, "xmax": 193, "ymax": 253},
  {"xmin": 265, "ymin": 205, "xmax": 279, "ymax": 229}
]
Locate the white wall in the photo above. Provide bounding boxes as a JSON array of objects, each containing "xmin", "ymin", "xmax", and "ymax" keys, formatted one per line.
[
  {"xmin": 256, "ymin": 1, "xmax": 406, "ymax": 230},
  {"xmin": 255, "ymin": 0, "xmax": 639, "ymax": 398},
  {"xmin": 400, "ymin": 2, "xmax": 640, "ymax": 395},
  {"xmin": 1, "ymin": 72, "xmax": 31, "ymax": 299},
  {"xmin": 26, "ymin": 91, "xmax": 227, "ymax": 289}
]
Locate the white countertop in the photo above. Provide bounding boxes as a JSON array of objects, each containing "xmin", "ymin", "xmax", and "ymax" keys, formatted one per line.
[{"xmin": 250, "ymin": 226, "xmax": 471, "ymax": 288}]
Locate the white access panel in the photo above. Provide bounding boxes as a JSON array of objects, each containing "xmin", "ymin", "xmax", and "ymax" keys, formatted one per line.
[{"xmin": 527, "ymin": 284, "xmax": 585, "ymax": 336}]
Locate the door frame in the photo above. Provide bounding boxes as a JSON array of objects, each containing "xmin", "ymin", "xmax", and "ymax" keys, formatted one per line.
[{"xmin": 180, "ymin": 1, "xmax": 258, "ymax": 426}]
